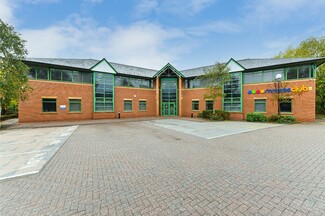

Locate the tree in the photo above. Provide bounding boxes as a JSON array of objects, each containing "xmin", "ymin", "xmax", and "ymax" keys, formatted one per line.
[
  {"xmin": 275, "ymin": 36, "xmax": 325, "ymax": 114},
  {"xmin": 197, "ymin": 62, "xmax": 231, "ymax": 113},
  {"xmin": 0, "ymin": 19, "xmax": 31, "ymax": 117}
]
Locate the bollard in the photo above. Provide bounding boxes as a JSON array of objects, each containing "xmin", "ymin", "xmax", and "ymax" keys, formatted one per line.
[
  {"xmin": 118, "ymin": 112, "xmax": 121, "ymax": 119},
  {"xmin": 191, "ymin": 112, "xmax": 194, "ymax": 118}
]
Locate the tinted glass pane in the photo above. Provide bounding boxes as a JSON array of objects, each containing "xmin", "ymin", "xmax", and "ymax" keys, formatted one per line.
[
  {"xmin": 139, "ymin": 101, "xmax": 146, "ymax": 110},
  {"xmin": 51, "ymin": 69, "xmax": 62, "ymax": 81},
  {"xmin": 263, "ymin": 70, "xmax": 274, "ymax": 82},
  {"xmin": 280, "ymin": 101, "xmax": 292, "ymax": 112},
  {"xmin": 69, "ymin": 99, "xmax": 81, "ymax": 112},
  {"xmin": 28, "ymin": 68, "xmax": 37, "ymax": 78},
  {"xmin": 192, "ymin": 101, "xmax": 199, "ymax": 110},
  {"xmin": 206, "ymin": 101, "xmax": 213, "ymax": 111},
  {"xmin": 298, "ymin": 67, "xmax": 310, "ymax": 79},
  {"xmin": 82, "ymin": 73, "xmax": 92, "ymax": 83},
  {"xmin": 254, "ymin": 72, "xmax": 262, "ymax": 83},
  {"xmin": 287, "ymin": 68, "xmax": 297, "ymax": 80},
  {"xmin": 244, "ymin": 73, "xmax": 254, "ymax": 84},
  {"xmin": 255, "ymin": 99, "xmax": 266, "ymax": 112},
  {"xmin": 37, "ymin": 68, "xmax": 48, "ymax": 80},
  {"xmin": 94, "ymin": 72, "xmax": 114, "ymax": 111},
  {"xmin": 115, "ymin": 76, "xmax": 123, "ymax": 86},
  {"xmin": 124, "ymin": 101, "xmax": 132, "ymax": 111},
  {"xmin": 62, "ymin": 70, "xmax": 72, "ymax": 82},
  {"xmin": 73, "ymin": 71, "xmax": 82, "ymax": 83},
  {"xmin": 42, "ymin": 99, "xmax": 56, "ymax": 112}
]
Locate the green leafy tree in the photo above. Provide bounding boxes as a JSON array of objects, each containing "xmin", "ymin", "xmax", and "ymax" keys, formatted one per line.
[
  {"xmin": 197, "ymin": 63, "xmax": 231, "ymax": 113},
  {"xmin": 0, "ymin": 19, "xmax": 31, "ymax": 117},
  {"xmin": 275, "ymin": 36, "xmax": 325, "ymax": 114}
]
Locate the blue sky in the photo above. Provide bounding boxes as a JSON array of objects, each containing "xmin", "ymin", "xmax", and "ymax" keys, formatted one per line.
[{"xmin": 1, "ymin": 0, "xmax": 325, "ymax": 70}]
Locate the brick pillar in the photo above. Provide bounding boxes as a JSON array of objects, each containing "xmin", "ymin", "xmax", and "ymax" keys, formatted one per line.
[
  {"xmin": 156, "ymin": 77, "xmax": 160, "ymax": 116},
  {"xmin": 178, "ymin": 78, "xmax": 182, "ymax": 116}
]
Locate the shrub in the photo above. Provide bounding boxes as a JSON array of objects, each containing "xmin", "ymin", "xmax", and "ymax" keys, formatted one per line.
[
  {"xmin": 197, "ymin": 112, "xmax": 202, "ymax": 118},
  {"xmin": 246, "ymin": 113, "xmax": 267, "ymax": 122},
  {"xmin": 202, "ymin": 110, "xmax": 213, "ymax": 119},
  {"xmin": 267, "ymin": 115, "xmax": 296, "ymax": 124},
  {"xmin": 209, "ymin": 110, "xmax": 230, "ymax": 121}
]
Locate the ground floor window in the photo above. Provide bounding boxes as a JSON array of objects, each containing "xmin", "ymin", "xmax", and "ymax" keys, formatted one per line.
[
  {"xmin": 205, "ymin": 100, "xmax": 213, "ymax": 111},
  {"xmin": 254, "ymin": 99, "xmax": 266, "ymax": 112},
  {"xmin": 42, "ymin": 98, "xmax": 57, "ymax": 112},
  {"xmin": 69, "ymin": 99, "xmax": 81, "ymax": 112},
  {"xmin": 124, "ymin": 100, "xmax": 132, "ymax": 111},
  {"xmin": 280, "ymin": 99, "xmax": 292, "ymax": 113},
  {"xmin": 192, "ymin": 100, "xmax": 199, "ymax": 111},
  {"xmin": 139, "ymin": 101, "xmax": 146, "ymax": 111}
]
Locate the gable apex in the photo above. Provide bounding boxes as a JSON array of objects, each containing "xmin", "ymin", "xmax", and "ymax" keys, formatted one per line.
[
  {"xmin": 91, "ymin": 58, "xmax": 117, "ymax": 74},
  {"xmin": 226, "ymin": 58, "xmax": 245, "ymax": 72}
]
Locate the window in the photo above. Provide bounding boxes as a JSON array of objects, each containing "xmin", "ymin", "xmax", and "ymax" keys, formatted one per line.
[
  {"xmin": 69, "ymin": 99, "xmax": 81, "ymax": 112},
  {"xmin": 254, "ymin": 99, "xmax": 266, "ymax": 112},
  {"xmin": 286, "ymin": 66, "xmax": 312, "ymax": 80},
  {"xmin": 223, "ymin": 73, "xmax": 242, "ymax": 112},
  {"xmin": 206, "ymin": 100, "xmax": 213, "ymax": 111},
  {"xmin": 28, "ymin": 66, "xmax": 49, "ymax": 80},
  {"xmin": 42, "ymin": 98, "xmax": 56, "ymax": 112},
  {"xmin": 280, "ymin": 99, "xmax": 292, "ymax": 113},
  {"xmin": 192, "ymin": 100, "xmax": 199, "ymax": 111},
  {"xmin": 124, "ymin": 100, "xmax": 132, "ymax": 111},
  {"xmin": 114, "ymin": 76, "xmax": 153, "ymax": 88},
  {"xmin": 185, "ymin": 79, "xmax": 208, "ymax": 88},
  {"xmin": 139, "ymin": 101, "xmax": 146, "ymax": 111},
  {"xmin": 94, "ymin": 72, "xmax": 114, "ymax": 111}
]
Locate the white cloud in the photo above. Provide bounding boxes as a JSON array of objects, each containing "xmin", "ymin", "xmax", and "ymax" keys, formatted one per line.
[
  {"xmin": 187, "ymin": 20, "xmax": 240, "ymax": 36},
  {"xmin": 21, "ymin": 15, "xmax": 188, "ymax": 69},
  {"xmin": 0, "ymin": 0, "xmax": 15, "ymax": 24},
  {"xmin": 134, "ymin": 0, "xmax": 217, "ymax": 17},
  {"xmin": 134, "ymin": 0, "xmax": 158, "ymax": 17},
  {"xmin": 243, "ymin": 0, "xmax": 325, "ymax": 24}
]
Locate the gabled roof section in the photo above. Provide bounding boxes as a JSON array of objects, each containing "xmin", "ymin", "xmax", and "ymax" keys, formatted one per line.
[
  {"xmin": 90, "ymin": 58, "xmax": 116, "ymax": 74},
  {"xmin": 226, "ymin": 58, "xmax": 245, "ymax": 72},
  {"xmin": 24, "ymin": 58, "xmax": 99, "ymax": 70},
  {"xmin": 236, "ymin": 57, "xmax": 325, "ymax": 71},
  {"xmin": 180, "ymin": 65, "xmax": 215, "ymax": 78},
  {"xmin": 154, "ymin": 63, "xmax": 184, "ymax": 78},
  {"xmin": 109, "ymin": 62, "xmax": 157, "ymax": 78}
]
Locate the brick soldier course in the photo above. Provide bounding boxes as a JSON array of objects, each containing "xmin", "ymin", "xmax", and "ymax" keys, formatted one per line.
[{"xmin": 1, "ymin": 121, "xmax": 324, "ymax": 215}]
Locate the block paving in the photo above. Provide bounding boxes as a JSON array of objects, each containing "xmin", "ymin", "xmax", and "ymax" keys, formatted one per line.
[{"xmin": 1, "ymin": 121, "xmax": 325, "ymax": 215}]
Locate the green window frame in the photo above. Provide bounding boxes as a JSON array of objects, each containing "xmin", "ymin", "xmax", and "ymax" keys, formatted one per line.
[
  {"xmin": 139, "ymin": 101, "xmax": 146, "ymax": 111},
  {"xmin": 206, "ymin": 100, "xmax": 213, "ymax": 111},
  {"xmin": 124, "ymin": 100, "xmax": 132, "ymax": 111},
  {"xmin": 94, "ymin": 72, "xmax": 114, "ymax": 112},
  {"xmin": 28, "ymin": 66, "xmax": 49, "ymax": 80},
  {"xmin": 254, "ymin": 99, "xmax": 266, "ymax": 112},
  {"xmin": 192, "ymin": 100, "xmax": 199, "ymax": 111},
  {"xmin": 223, "ymin": 73, "xmax": 242, "ymax": 112},
  {"xmin": 69, "ymin": 99, "xmax": 82, "ymax": 112},
  {"xmin": 115, "ymin": 76, "xmax": 153, "ymax": 88},
  {"xmin": 42, "ymin": 98, "xmax": 57, "ymax": 112}
]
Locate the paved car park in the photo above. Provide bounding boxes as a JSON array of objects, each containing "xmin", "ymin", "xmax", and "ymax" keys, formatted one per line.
[{"xmin": 0, "ymin": 119, "xmax": 325, "ymax": 215}]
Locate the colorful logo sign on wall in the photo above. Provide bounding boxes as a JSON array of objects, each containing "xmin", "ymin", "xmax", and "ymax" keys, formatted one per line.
[{"xmin": 248, "ymin": 85, "xmax": 311, "ymax": 94}]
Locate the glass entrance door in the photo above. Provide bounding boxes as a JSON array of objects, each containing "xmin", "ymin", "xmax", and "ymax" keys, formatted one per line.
[{"xmin": 160, "ymin": 78, "xmax": 178, "ymax": 116}]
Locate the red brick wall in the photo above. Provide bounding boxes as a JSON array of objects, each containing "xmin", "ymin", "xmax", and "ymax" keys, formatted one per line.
[
  {"xmin": 243, "ymin": 79, "xmax": 316, "ymax": 122},
  {"xmin": 19, "ymin": 80, "xmax": 93, "ymax": 122},
  {"xmin": 181, "ymin": 88, "xmax": 222, "ymax": 117},
  {"xmin": 112, "ymin": 86, "xmax": 156, "ymax": 119}
]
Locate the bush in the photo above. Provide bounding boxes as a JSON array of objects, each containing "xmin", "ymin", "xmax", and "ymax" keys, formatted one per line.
[
  {"xmin": 246, "ymin": 113, "xmax": 267, "ymax": 122},
  {"xmin": 209, "ymin": 110, "xmax": 230, "ymax": 121},
  {"xmin": 268, "ymin": 115, "xmax": 296, "ymax": 124},
  {"xmin": 197, "ymin": 112, "xmax": 202, "ymax": 118},
  {"xmin": 202, "ymin": 110, "xmax": 213, "ymax": 119}
]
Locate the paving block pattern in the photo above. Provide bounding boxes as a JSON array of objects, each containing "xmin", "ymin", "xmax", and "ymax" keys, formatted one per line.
[{"xmin": 0, "ymin": 122, "xmax": 325, "ymax": 215}]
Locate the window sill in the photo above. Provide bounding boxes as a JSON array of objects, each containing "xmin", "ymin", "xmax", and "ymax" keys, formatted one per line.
[
  {"xmin": 138, "ymin": 110, "xmax": 147, "ymax": 112},
  {"xmin": 68, "ymin": 111, "xmax": 83, "ymax": 114},
  {"xmin": 123, "ymin": 110, "xmax": 133, "ymax": 112},
  {"xmin": 41, "ymin": 112, "xmax": 57, "ymax": 114},
  {"xmin": 191, "ymin": 110, "xmax": 200, "ymax": 112},
  {"xmin": 280, "ymin": 112, "xmax": 293, "ymax": 115},
  {"xmin": 254, "ymin": 111, "xmax": 266, "ymax": 113}
]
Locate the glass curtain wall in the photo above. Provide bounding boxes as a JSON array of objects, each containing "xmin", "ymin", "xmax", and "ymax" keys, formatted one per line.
[
  {"xmin": 223, "ymin": 73, "xmax": 242, "ymax": 112},
  {"xmin": 94, "ymin": 72, "xmax": 114, "ymax": 112}
]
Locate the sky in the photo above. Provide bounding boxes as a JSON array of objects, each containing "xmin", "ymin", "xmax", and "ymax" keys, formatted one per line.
[{"xmin": 1, "ymin": 0, "xmax": 325, "ymax": 70}]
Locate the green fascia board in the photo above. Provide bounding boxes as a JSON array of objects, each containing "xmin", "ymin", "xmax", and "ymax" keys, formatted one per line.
[
  {"xmin": 226, "ymin": 58, "xmax": 245, "ymax": 73},
  {"xmin": 154, "ymin": 63, "xmax": 184, "ymax": 78},
  {"xmin": 90, "ymin": 58, "xmax": 117, "ymax": 74}
]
